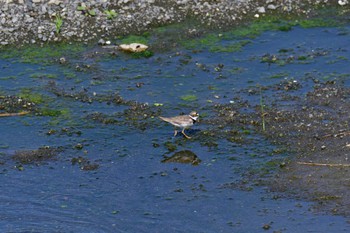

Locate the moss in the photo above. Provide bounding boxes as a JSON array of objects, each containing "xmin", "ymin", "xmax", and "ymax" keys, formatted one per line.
[
  {"xmin": 63, "ymin": 71, "xmax": 77, "ymax": 79},
  {"xmin": 299, "ymin": 18, "xmax": 338, "ymax": 28},
  {"xmin": 119, "ymin": 34, "xmax": 150, "ymax": 45},
  {"xmin": 181, "ymin": 33, "xmax": 220, "ymax": 50},
  {"xmin": 164, "ymin": 141, "xmax": 177, "ymax": 152},
  {"xmin": 39, "ymin": 108, "xmax": 62, "ymax": 117},
  {"xmin": 180, "ymin": 95, "xmax": 197, "ymax": 102},
  {"xmin": 181, "ymin": 17, "xmax": 296, "ymax": 52},
  {"xmin": 131, "ymin": 50, "xmax": 153, "ymax": 58},
  {"xmin": 209, "ymin": 40, "xmax": 251, "ymax": 53},
  {"xmin": 0, "ymin": 75, "xmax": 16, "ymax": 80},
  {"xmin": 39, "ymin": 108, "xmax": 70, "ymax": 117},
  {"xmin": 0, "ymin": 43, "xmax": 86, "ymax": 64},
  {"xmin": 19, "ymin": 89, "xmax": 45, "ymax": 104},
  {"xmin": 30, "ymin": 73, "xmax": 57, "ymax": 79},
  {"xmin": 269, "ymin": 72, "xmax": 289, "ymax": 79},
  {"xmin": 228, "ymin": 18, "xmax": 297, "ymax": 39}
]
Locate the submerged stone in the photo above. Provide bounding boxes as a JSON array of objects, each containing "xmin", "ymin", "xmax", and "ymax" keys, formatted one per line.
[
  {"xmin": 12, "ymin": 147, "xmax": 59, "ymax": 164},
  {"xmin": 162, "ymin": 150, "xmax": 201, "ymax": 165}
]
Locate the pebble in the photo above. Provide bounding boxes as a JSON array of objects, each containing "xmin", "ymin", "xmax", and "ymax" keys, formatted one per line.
[
  {"xmin": 257, "ymin": 6, "xmax": 266, "ymax": 13},
  {"xmin": 267, "ymin": 4, "xmax": 277, "ymax": 10}
]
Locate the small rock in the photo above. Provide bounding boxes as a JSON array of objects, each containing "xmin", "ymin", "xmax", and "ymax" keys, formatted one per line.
[
  {"xmin": 98, "ymin": 38, "xmax": 106, "ymax": 45},
  {"xmin": 59, "ymin": 57, "xmax": 66, "ymax": 64},
  {"xmin": 338, "ymin": 0, "xmax": 348, "ymax": 6},
  {"xmin": 262, "ymin": 223, "xmax": 271, "ymax": 230},
  {"xmin": 257, "ymin": 6, "xmax": 265, "ymax": 13},
  {"xmin": 267, "ymin": 4, "xmax": 277, "ymax": 10}
]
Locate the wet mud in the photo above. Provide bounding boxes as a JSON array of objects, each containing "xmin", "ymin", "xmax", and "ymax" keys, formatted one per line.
[{"xmin": 260, "ymin": 82, "xmax": 350, "ymax": 216}]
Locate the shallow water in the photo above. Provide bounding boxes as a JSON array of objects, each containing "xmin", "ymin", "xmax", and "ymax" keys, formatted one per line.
[{"xmin": 1, "ymin": 24, "xmax": 350, "ymax": 232}]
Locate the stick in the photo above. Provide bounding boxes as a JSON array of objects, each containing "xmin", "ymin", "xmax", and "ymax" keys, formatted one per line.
[
  {"xmin": 321, "ymin": 130, "xmax": 350, "ymax": 139},
  {"xmin": 297, "ymin": 162, "xmax": 350, "ymax": 167},
  {"xmin": 0, "ymin": 111, "xmax": 30, "ymax": 117}
]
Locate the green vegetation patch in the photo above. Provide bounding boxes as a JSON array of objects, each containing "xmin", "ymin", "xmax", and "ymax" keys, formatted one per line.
[
  {"xmin": 229, "ymin": 19, "xmax": 295, "ymax": 38},
  {"xmin": 299, "ymin": 18, "xmax": 338, "ymax": 28},
  {"xmin": 118, "ymin": 33, "xmax": 150, "ymax": 45},
  {"xmin": 131, "ymin": 50, "xmax": 154, "ymax": 58},
  {"xmin": 269, "ymin": 72, "xmax": 289, "ymax": 79},
  {"xmin": 180, "ymin": 95, "xmax": 197, "ymax": 102},
  {"xmin": 19, "ymin": 88, "xmax": 46, "ymax": 104},
  {"xmin": 39, "ymin": 108, "xmax": 61, "ymax": 117},
  {"xmin": 30, "ymin": 73, "xmax": 57, "ymax": 79},
  {"xmin": 209, "ymin": 40, "xmax": 251, "ymax": 53},
  {"xmin": 0, "ymin": 43, "xmax": 86, "ymax": 64},
  {"xmin": 178, "ymin": 12, "xmax": 345, "ymax": 53}
]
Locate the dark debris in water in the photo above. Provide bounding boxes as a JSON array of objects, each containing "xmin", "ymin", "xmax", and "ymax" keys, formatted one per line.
[
  {"xmin": 12, "ymin": 147, "xmax": 59, "ymax": 164},
  {"xmin": 248, "ymin": 82, "xmax": 350, "ymax": 216},
  {"xmin": 260, "ymin": 48, "xmax": 330, "ymax": 66},
  {"xmin": 87, "ymin": 102, "xmax": 161, "ymax": 131},
  {"xmin": 46, "ymin": 80, "xmax": 137, "ymax": 106},
  {"xmin": 0, "ymin": 95, "xmax": 36, "ymax": 114},
  {"xmin": 162, "ymin": 150, "xmax": 201, "ymax": 166},
  {"xmin": 71, "ymin": 156, "xmax": 99, "ymax": 171},
  {"xmin": 46, "ymin": 127, "xmax": 82, "ymax": 137}
]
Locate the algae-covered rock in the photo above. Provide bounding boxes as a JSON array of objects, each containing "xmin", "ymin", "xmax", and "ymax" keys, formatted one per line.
[{"xmin": 162, "ymin": 150, "xmax": 201, "ymax": 165}]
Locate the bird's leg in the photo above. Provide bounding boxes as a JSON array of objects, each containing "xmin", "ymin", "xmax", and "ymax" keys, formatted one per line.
[
  {"xmin": 181, "ymin": 128, "xmax": 191, "ymax": 139},
  {"xmin": 174, "ymin": 129, "xmax": 178, "ymax": 137}
]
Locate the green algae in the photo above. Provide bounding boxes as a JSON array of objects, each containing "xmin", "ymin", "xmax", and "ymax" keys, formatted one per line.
[
  {"xmin": 39, "ymin": 108, "xmax": 67, "ymax": 117},
  {"xmin": 131, "ymin": 50, "xmax": 154, "ymax": 58},
  {"xmin": 175, "ymin": 9, "xmax": 347, "ymax": 54},
  {"xmin": 118, "ymin": 33, "xmax": 150, "ymax": 45},
  {"xmin": 30, "ymin": 73, "xmax": 57, "ymax": 79},
  {"xmin": 230, "ymin": 18, "xmax": 296, "ymax": 38},
  {"xmin": 209, "ymin": 40, "xmax": 251, "ymax": 53},
  {"xmin": 180, "ymin": 95, "xmax": 197, "ymax": 102},
  {"xmin": 180, "ymin": 17, "xmax": 295, "ymax": 52},
  {"xmin": 269, "ymin": 72, "xmax": 289, "ymax": 79},
  {"xmin": 0, "ymin": 43, "xmax": 87, "ymax": 64},
  {"xmin": 0, "ymin": 75, "xmax": 16, "ymax": 80},
  {"xmin": 164, "ymin": 141, "xmax": 177, "ymax": 152},
  {"xmin": 19, "ymin": 89, "xmax": 46, "ymax": 104},
  {"xmin": 299, "ymin": 18, "xmax": 338, "ymax": 28}
]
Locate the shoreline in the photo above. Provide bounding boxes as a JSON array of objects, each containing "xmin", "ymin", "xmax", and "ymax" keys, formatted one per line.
[{"xmin": 0, "ymin": 0, "xmax": 347, "ymax": 45}]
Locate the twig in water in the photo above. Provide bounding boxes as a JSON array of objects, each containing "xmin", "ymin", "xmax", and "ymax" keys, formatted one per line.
[
  {"xmin": 0, "ymin": 111, "xmax": 30, "ymax": 117},
  {"xmin": 297, "ymin": 161, "xmax": 350, "ymax": 167},
  {"xmin": 260, "ymin": 87, "xmax": 266, "ymax": 131}
]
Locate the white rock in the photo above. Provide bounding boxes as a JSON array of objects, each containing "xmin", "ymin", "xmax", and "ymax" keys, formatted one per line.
[
  {"xmin": 267, "ymin": 4, "xmax": 277, "ymax": 10},
  {"xmin": 338, "ymin": 0, "xmax": 348, "ymax": 6},
  {"xmin": 257, "ymin": 6, "xmax": 265, "ymax": 13},
  {"xmin": 119, "ymin": 43, "xmax": 148, "ymax": 52}
]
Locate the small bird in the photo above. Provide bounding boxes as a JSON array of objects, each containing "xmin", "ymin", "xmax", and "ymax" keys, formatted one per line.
[{"xmin": 159, "ymin": 111, "xmax": 199, "ymax": 139}]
